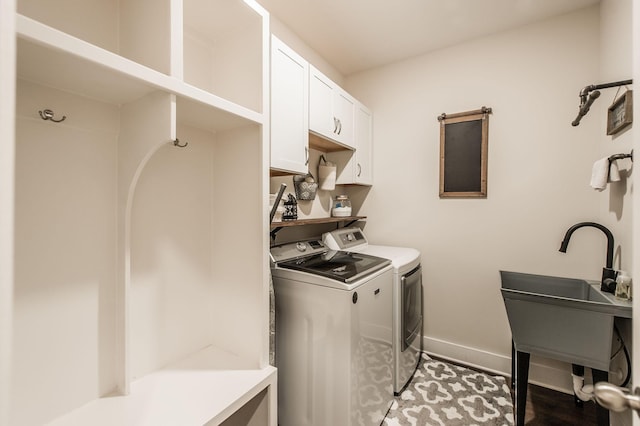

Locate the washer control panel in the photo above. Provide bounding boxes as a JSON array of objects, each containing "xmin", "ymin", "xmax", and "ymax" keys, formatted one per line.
[
  {"xmin": 322, "ymin": 227, "xmax": 368, "ymax": 250},
  {"xmin": 270, "ymin": 239, "xmax": 327, "ymax": 263}
]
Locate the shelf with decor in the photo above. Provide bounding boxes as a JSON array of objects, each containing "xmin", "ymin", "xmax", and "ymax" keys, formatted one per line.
[
  {"xmin": 270, "ymin": 216, "xmax": 366, "ymax": 228},
  {"xmin": 270, "ymin": 216, "xmax": 366, "ymax": 240}
]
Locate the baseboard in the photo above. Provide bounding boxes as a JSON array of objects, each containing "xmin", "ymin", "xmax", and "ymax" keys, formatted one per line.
[{"xmin": 423, "ymin": 336, "xmax": 574, "ymax": 394}]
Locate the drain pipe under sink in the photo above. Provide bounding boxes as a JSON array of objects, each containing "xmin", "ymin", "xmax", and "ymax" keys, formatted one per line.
[
  {"xmin": 572, "ymin": 370, "xmax": 595, "ymax": 402},
  {"xmin": 571, "ymin": 364, "xmax": 625, "ymax": 402}
]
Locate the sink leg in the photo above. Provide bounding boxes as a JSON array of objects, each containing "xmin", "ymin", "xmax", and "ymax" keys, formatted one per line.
[
  {"xmin": 515, "ymin": 350, "xmax": 530, "ymax": 426},
  {"xmin": 592, "ymin": 368, "xmax": 610, "ymax": 426},
  {"xmin": 511, "ymin": 340, "xmax": 516, "ymax": 392},
  {"xmin": 572, "ymin": 364, "xmax": 585, "ymax": 407}
]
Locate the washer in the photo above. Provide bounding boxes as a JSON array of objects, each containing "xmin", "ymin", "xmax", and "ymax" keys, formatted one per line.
[
  {"xmin": 270, "ymin": 239, "xmax": 394, "ymax": 426},
  {"xmin": 323, "ymin": 227, "xmax": 423, "ymax": 395}
]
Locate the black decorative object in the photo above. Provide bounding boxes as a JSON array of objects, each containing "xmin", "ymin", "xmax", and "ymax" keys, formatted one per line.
[{"xmin": 282, "ymin": 194, "xmax": 298, "ymax": 221}]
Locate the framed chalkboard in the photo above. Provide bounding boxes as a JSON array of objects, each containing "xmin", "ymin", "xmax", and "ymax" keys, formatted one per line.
[{"xmin": 438, "ymin": 107, "xmax": 491, "ymax": 198}]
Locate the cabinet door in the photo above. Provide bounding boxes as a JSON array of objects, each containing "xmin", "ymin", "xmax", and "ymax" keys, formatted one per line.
[
  {"xmin": 354, "ymin": 103, "xmax": 373, "ymax": 184},
  {"xmin": 309, "ymin": 65, "xmax": 334, "ymax": 139},
  {"xmin": 333, "ymin": 89, "xmax": 355, "ymax": 148},
  {"xmin": 270, "ymin": 36, "xmax": 309, "ymax": 174},
  {"xmin": 309, "ymin": 65, "xmax": 355, "ymax": 149},
  {"xmin": 328, "ymin": 101, "xmax": 373, "ymax": 185}
]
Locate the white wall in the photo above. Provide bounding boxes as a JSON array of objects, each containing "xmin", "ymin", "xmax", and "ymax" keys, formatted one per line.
[
  {"xmin": 269, "ymin": 15, "xmax": 344, "ymax": 86},
  {"xmin": 632, "ymin": 0, "xmax": 640, "ymax": 424},
  {"xmin": 599, "ymin": 1, "xmax": 634, "ymax": 424},
  {"xmin": 345, "ymin": 5, "xmax": 630, "ymax": 390},
  {"xmin": 0, "ymin": 1, "xmax": 15, "ymax": 424},
  {"xmin": 599, "ymin": 0, "xmax": 634, "ymax": 274},
  {"xmin": 12, "ymin": 80, "xmax": 119, "ymax": 425}
]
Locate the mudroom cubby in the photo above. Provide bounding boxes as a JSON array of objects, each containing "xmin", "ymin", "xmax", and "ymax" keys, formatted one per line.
[
  {"xmin": 9, "ymin": 0, "xmax": 274, "ymax": 425},
  {"xmin": 17, "ymin": 0, "xmax": 172, "ymax": 75},
  {"xmin": 183, "ymin": 0, "xmax": 264, "ymax": 113}
]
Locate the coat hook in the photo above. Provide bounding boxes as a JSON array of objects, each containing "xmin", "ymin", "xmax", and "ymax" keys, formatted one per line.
[
  {"xmin": 173, "ymin": 138, "xmax": 188, "ymax": 148},
  {"xmin": 39, "ymin": 109, "xmax": 66, "ymax": 123}
]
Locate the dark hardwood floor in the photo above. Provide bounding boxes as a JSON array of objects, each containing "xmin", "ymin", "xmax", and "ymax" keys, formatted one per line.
[{"xmin": 519, "ymin": 382, "xmax": 598, "ymax": 425}]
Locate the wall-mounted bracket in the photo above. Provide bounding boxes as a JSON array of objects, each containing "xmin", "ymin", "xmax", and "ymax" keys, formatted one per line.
[{"xmin": 572, "ymin": 79, "xmax": 633, "ymax": 126}]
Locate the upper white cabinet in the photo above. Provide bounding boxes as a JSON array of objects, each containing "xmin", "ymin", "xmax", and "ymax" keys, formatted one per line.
[
  {"xmin": 270, "ymin": 36, "xmax": 309, "ymax": 174},
  {"xmin": 353, "ymin": 103, "xmax": 373, "ymax": 184},
  {"xmin": 328, "ymin": 101, "xmax": 374, "ymax": 185},
  {"xmin": 309, "ymin": 65, "xmax": 355, "ymax": 149},
  {"xmin": 6, "ymin": 0, "xmax": 276, "ymax": 425}
]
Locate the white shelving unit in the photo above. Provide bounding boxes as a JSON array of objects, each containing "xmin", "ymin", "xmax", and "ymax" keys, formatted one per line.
[
  {"xmin": 4, "ymin": 0, "xmax": 275, "ymax": 425},
  {"xmin": 0, "ymin": 1, "xmax": 17, "ymax": 425}
]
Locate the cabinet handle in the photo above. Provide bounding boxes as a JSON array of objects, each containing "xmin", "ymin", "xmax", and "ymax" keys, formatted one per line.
[
  {"xmin": 357, "ymin": 163, "xmax": 362, "ymax": 177},
  {"xmin": 333, "ymin": 117, "xmax": 339, "ymax": 134},
  {"xmin": 337, "ymin": 119, "xmax": 342, "ymax": 135},
  {"xmin": 305, "ymin": 147, "xmax": 309, "ymax": 165}
]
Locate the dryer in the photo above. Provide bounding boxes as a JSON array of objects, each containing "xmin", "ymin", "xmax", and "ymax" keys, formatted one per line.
[
  {"xmin": 270, "ymin": 239, "xmax": 394, "ymax": 426},
  {"xmin": 323, "ymin": 227, "xmax": 423, "ymax": 394}
]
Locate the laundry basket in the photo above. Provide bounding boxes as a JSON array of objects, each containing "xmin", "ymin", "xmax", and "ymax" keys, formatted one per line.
[
  {"xmin": 318, "ymin": 155, "xmax": 336, "ymax": 190},
  {"xmin": 293, "ymin": 173, "xmax": 318, "ymax": 200}
]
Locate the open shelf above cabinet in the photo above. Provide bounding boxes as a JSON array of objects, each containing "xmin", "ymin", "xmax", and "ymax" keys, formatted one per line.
[
  {"xmin": 309, "ymin": 132, "xmax": 354, "ymax": 152},
  {"xmin": 270, "ymin": 133, "xmax": 354, "ymax": 176}
]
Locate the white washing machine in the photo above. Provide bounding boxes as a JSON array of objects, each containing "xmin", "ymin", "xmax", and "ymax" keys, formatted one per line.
[
  {"xmin": 270, "ymin": 239, "xmax": 394, "ymax": 426},
  {"xmin": 323, "ymin": 227, "xmax": 423, "ymax": 395}
]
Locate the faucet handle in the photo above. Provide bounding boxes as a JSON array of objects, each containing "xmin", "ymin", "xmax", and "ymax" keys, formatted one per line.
[{"xmin": 601, "ymin": 268, "xmax": 618, "ymax": 293}]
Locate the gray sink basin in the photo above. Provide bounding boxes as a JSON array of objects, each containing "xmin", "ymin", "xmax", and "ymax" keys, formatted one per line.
[{"xmin": 500, "ymin": 271, "xmax": 631, "ymax": 370}]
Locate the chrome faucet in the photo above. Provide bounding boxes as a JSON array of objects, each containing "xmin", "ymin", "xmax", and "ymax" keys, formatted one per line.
[{"xmin": 559, "ymin": 222, "xmax": 617, "ymax": 293}]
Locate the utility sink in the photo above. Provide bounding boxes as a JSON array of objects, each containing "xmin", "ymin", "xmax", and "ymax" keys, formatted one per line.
[{"xmin": 500, "ymin": 271, "xmax": 631, "ymax": 370}]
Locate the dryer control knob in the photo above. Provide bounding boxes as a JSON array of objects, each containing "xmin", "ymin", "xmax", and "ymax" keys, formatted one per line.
[{"xmin": 296, "ymin": 242, "xmax": 307, "ymax": 252}]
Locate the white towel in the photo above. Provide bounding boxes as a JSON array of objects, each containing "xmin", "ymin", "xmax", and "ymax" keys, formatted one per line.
[
  {"xmin": 609, "ymin": 159, "xmax": 621, "ymax": 182},
  {"xmin": 590, "ymin": 157, "xmax": 609, "ymax": 190}
]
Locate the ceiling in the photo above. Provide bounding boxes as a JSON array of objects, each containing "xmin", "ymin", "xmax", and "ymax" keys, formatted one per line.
[{"xmin": 257, "ymin": 0, "xmax": 600, "ymax": 75}]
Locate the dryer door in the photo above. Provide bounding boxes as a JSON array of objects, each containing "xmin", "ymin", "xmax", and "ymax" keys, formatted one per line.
[{"xmin": 401, "ymin": 265, "xmax": 423, "ymax": 351}]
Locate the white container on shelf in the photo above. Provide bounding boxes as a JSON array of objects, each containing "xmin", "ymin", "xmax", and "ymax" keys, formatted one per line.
[{"xmin": 331, "ymin": 195, "xmax": 352, "ymax": 217}]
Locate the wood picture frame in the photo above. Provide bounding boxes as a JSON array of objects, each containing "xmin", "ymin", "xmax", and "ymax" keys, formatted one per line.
[
  {"xmin": 607, "ymin": 90, "xmax": 633, "ymax": 135},
  {"xmin": 438, "ymin": 107, "xmax": 491, "ymax": 198}
]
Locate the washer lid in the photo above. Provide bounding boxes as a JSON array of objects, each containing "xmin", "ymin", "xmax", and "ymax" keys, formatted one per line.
[{"xmin": 276, "ymin": 251, "xmax": 391, "ymax": 283}]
